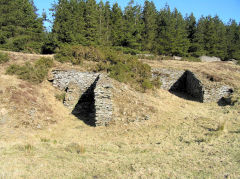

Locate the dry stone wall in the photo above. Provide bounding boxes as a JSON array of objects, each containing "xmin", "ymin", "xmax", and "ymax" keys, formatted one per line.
[
  {"xmin": 152, "ymin": 68, "xmax": 233, "ymax": 103},
  {"xmin": 51, "ymin": 70, "xmax": 113, "ymax": 126}
]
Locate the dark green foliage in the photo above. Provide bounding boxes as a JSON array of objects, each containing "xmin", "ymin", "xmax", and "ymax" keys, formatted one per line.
[
  {"xmin": 142, "ymin": 0, "xmax": 157, "ymax": 51},
  {"xmin": 1, "ymin": 0, "xmax": 239, "ymax": 63},
  {"xmin": 226, "ymin": 20, "xmax": 240, "ymax": 60},
  {"xmin": 186, "ymin": 13, "xmax": 197, "ymax": 54},
  {"xmin": 6, "ymin": 57, "xmax": 53, "ymax": 84},
  {"xmin": 193, "ymin": 16, "xmax": 228, "ymax": 59},
  {"xmin": 0, "ymin": 0, "xmax": 45, "ymax": 53},
  {"xmin": 122, "ymin": 0, "xmax": 143, "ymax": 50},
  {"xmin": 55, "ymin": 44, "xmax": 104, "ymax": 64},
  {"xmin": 156, "ymin": 6, "xmax": 190, "ymax": 56},
  {"xmin": 50, "ymin": 0, "xmax": 239, "ymax": 60},
  {"xmin": 0, "ymin": 52, "xmax": 9, "ymax": 64},
  {"xmin": 110, "ymin": 3, "xmax": 124, "ymax": 46}
]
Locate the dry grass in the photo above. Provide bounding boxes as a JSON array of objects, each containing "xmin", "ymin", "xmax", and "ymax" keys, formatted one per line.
[{"xmin": 0, "ymin": 52, "xmax": 239, "ymax": 178}]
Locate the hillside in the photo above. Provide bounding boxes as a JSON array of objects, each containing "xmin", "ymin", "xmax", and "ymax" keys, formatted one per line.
[{"xmin": 0, "ymin": 51, "xmax": 240, "ymax": 178}]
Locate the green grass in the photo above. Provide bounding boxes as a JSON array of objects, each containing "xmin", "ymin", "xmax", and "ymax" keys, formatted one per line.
[{"xmin": 0, "ymin": 52, "xmax": 9, "ymax": 64}]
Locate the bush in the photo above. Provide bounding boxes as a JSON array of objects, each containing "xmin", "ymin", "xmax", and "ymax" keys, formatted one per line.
[
  {"xmin": 55, "ymin": 44, "xmax": 105, "ymax": 65},
  {"xmin": 141, "ymin": 79, "xmax": 153, "ymax": 92},
  {"xmin": 151, "ymin": 76, "xmax": 162, "ymax": 89},
  {"xmin": 6, "ymin": 57, "xmax": 53, "ymax": 84},
  {"xmin": 112, "ymin": 46, "xmax": 141, "ymax": 55},
  {"xmin": 55, "ymin": 45, "xmax": 156, "ymax": 91},
  {"xmin": 0, "ymin": 52, "xmax": 9, "ymax": 64}
]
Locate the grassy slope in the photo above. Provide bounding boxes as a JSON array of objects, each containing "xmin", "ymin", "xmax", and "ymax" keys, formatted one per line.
[{"xmin": 0, "ymin": 52, "xmax": 240, "ymax": 178}]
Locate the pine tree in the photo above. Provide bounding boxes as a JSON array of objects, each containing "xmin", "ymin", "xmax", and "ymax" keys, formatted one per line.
[
  {"xmin": 192, "ymin": 16, "xmax": 206, "ymax": 56},
  {"xmin": 84, "ymin": 0, "xmax": 99, "ymax": 45},
  {"xmin": 226, "ymin": 20, "xmax": 240, "ymax": 60},
  {"xmin": 172, "ymin": 8, "xmax": 190, "ymax": 56},
  {"xmin": 186, "ymin": 13, "xmax": 197, "ymax": 54},
  {"xmin": 156, "ymin": 5, "xmax": 176, "ymax": 55},
  {"xmin": 122, "ymin": 0, "xmax": 143, "ymax": 50},
  {"xmin": 110, "ymin": 3, "xmax": 124, "ymax": 46},
  {"xmin": 212, "ymin": 16, "xmax": 227, "ymax": 59},
  {"xmin": 142, "ymin": 0, "xmax": 157, "ymax": 51},
  {"xmin": 97, "ymin": 1, "xmax": 111, "ymax": 45},
  {"xmin": 0, "ymin": 0, "xmax": 44, "ymax": 52},
  {"xmin": 103, "ymin": 1, "xmax": 111, "ymax": 45},
  {"xmin": 52, "ymin": 0, "xmax": 74, "ymax": 43}
]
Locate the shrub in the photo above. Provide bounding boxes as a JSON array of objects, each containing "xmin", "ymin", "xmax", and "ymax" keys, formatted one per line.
[
  {"xmin": 55, "ymin": 44, "xmax": 105, "ymax": 65},
  {"xmin": 141, "ymin": 79, "xmax": 153, "ymax": 92},
  {"xmin": 6, "ymin": 57, "xmax": 53, "ymax": 84},
  {"xmin": 151, "ymin": 76, "xmax": 162, "ymax": 89},
  {"xmin": 112, "ymin": 46, "xmax": 141, "ymax": 55},
  {"xmin": 55, "ymin": 45, "xmax": 156, "ymax": 91},
  {"xmin": 0, "ymin": 52, "xmax": 9, "ymax": 64}
]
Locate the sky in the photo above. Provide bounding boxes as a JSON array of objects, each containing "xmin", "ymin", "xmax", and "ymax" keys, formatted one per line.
[{"xmin": 34, "ymin": 0, "xmax": 240, "ymax": 30}]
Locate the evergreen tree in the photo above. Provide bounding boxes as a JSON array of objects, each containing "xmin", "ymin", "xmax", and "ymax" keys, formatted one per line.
[
  {"xmin": 194, "ymin": 16, "xmax": 227, "ymax": 59},
  {"xmin": 186, "ymin": 13, "xmax": 197, "ymax": 54},
  {"xmin": 97, "ymin": 1, "xmax": 111, "ymax": 45},
  {"xmin": 192, "ymin": 16, "xmax": 206, "ymax": 56},
  {"xmin": 226, "ymin": 20, "xmax": 240, "ymax": 60},
  {"xmin": 110, "ymin": 3, "xmax": 124, "ymax": 46},
  {"xmin": 122, "ymin": 0, "xmax": 143, "ymax": 50},
  {"xmin": 142, "ymin": 0, "xmax": 157, "ymax": 51},
  {"xmin": 104, "ymin": 1, "xmax": 111, "ymax": 45},
  {"xmin": 84, "ymin": 0, "xmax": 99, "ymax": 45},
  {"xmin": 212, "ymin": 16, "xmax": 227, "ymax": 59},
  {"xmin": 0, "ymin": 0, "xmax": 44, "ymax": 52},
  {"xmin": 52, "ymin": 0, "xmax": 86, "ymax": 44},
  {"xmin": 156, "ymin": 5, "xmax": 175, "ymax": 55},
  {"xmin": 171, "ymin": 8, "xmax": 190, "ymax": 56}
]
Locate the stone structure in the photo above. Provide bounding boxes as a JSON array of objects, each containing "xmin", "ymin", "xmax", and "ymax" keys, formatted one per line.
[
  {"xmin": 199, "ymin": 56, "xmax": 221, "ymax": 62},
  {"xmin": 170, "ymin": 70, "xmax": 204, "ymax": 102},
  {"xmin": 51, "ymin": 70, "xmax": 113, "ymax": 126},
  {"xmin": 173, "ymin": 56, "xmax": 182, "ymax": 61},
  {"xmin": 152, "ymin": 68, "xmax": 233, "ymax": 103}
]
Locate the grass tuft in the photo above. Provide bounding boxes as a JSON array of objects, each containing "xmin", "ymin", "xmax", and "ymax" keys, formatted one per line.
[
  {"xmin": 65, "ymin": 143, "xmax": 85, "ymax": 154},
  {"xmin": 0, "ymin": 52, "xmax": 9, "ymax": 64},
  {"xmin": 55, "ymin": 93, "xmax": 66, "ymax": 102}
]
